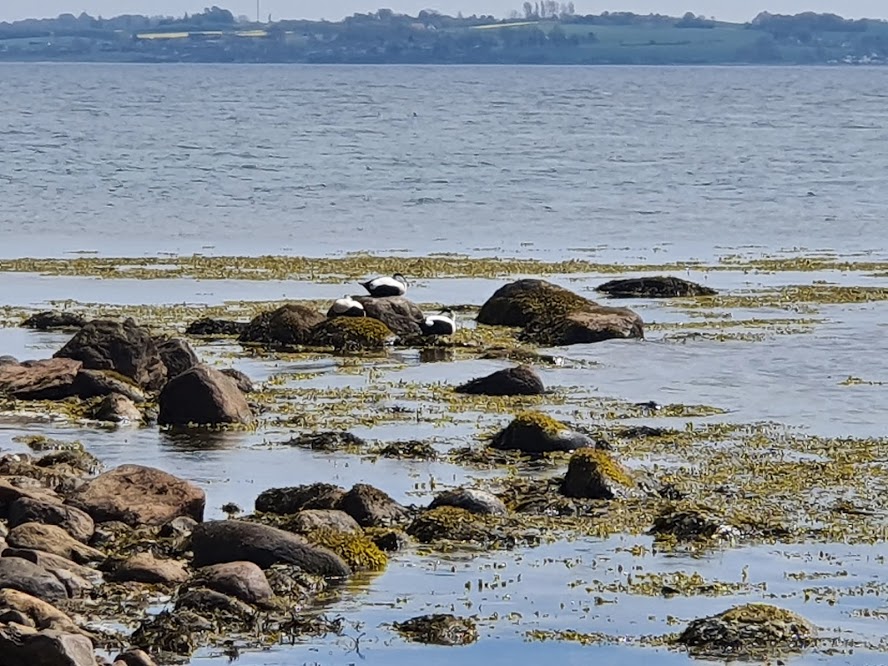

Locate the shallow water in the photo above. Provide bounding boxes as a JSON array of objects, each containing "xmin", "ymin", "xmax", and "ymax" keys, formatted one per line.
[{"xmin": 1, "ymin": 64, "xmax": 888, "ymax": 664}]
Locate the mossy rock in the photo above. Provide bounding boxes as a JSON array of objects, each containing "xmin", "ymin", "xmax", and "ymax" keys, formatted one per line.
[
  {"xmin": 490, "ymin": 411, "xmax": 596, "ymax": 454},
  {"xmin": 308, "ymin": 317, "xmax": 395, "ymax": 352},
  {"xmin": 521, "ymin": 306, "xmax": 644, "ymax": 346},
  {"xmin": 238, "ymin": 304, "xmax": 325, "ymax": 346},
  {"xmin": 393, "ymin": 613, "xmax": 478, "ymax": 646},
  {"xmin": 305, "ymin": 528, "xmax": 388, "ymax": 572},
  {"xmin": 677, "ymin": 603, "xmax": 816, "ymax": 659},
  {"xmin": 560, "ymin": 449, "xmax": 637, "ymax": 500},
  {"xmin": 405, "ymin": 506, "xmax": 528, "ymax": 549},
  {"xmin": 254, "ymin": 483, "xmax": 346, "ymax": 515},
  {"xmin": 597, "ymin": 276, "xmax": 717, "ymax": 298},
  {"xmin": 650, "ymin": 505, "xmax": 740, "ymax": 543},
  {"xmin": 375, "ymin": 439, "xmax": 438, "ymax": 460},
  {"xmin": 282, "ymin": 431, "xmax": 366, "ymax": 452},
  {"xmin": 477, "ymin": 279, "xmax": 595, "ymax": 327}
]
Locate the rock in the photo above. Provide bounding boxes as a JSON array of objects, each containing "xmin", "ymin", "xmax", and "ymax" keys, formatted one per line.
[
  {"xmin": 0, "ymin": 588, "xmax": 82, "ymax": 633},
  {"xmin": 353, "ymin": 295, "xmax": 424, "ymax": 335},
  {"xmin": 308, "ymin": 317, "xmax": 395, "ymax": 352},
  {"xmin": 2, "ymin": 549, "xmax": 101, "ymax": 585},
  {"xmin": 67, "ymin": 465, "xmax": 205, "ymax": 527},
  {"xmin": 155, "ymin": 338, "xmax": 199, "ymax": 380},
  {"xmin": 158, "ymin": 516, "xmax": 198, "ymax": 540},
  {"xmin": 407, "ymin": 507, "xmax": 496, "ymax": 545},
  {"xmin": 129, "ymin": 608, "xmax": 213, "ymax": 657},
  {"xmin": 88, "ymin": 521, "xmax": 133, "ymax": 550},
  {"xmin": 0, "ymin": 355, "xmax": 19, "ymax": 365},
  {"xmin": 219, "ymin": 368, "xmax": 253, "ymax": 393},
  {"xmin": 35, "ymin": 450, "xmax": 101, "ymax": 476},
  {"xmin": 0, "ymin": 624, "xmax": 97, "ymax": 666},
  {"xmin": 525, "ymin": 308, "xmax": 644, "ymax": 346},
  {"xmin": 337, "ymin": 484, "xmax": 408, "ymax": 528},
  {"xmin": 285, "ymin": 510, "xmax": 361, "ymax": 534},
  {"xmin": 429, "ymin": 488, "xmax": 507, "ymax": 516},
  {"xmin": 454, "ymin": 365, "xmax": 544, "ymax": 396},
  {"xmin": 71, "ymin": 370, "xmax": 146, "ymax": 403},
  {"xmin": 5, "ymin": 524, "xmax": 103, "ymax": 564},
  {"xmin": 190, "ymin": 520, "xmax": 351, "ymax": 578},
  {"xmin": 597, "ymin": 276, "xmax": 717, "ymax": 298},
  {"xmin": 283, "ymin": 431, "xmax": 366, "ymax": 452},
  {"xmin": 560, "ymin": 449, "xmax": 638, "ymax": 500},
  {"xmin": 677, "ymin": 604, "xmax": 816, "ymax": 659},
  {"xmin": 254, "ymin": 483, "xmax": 346, "ymax": 515},
  {"xmin": 365, "ymin": 528, "xmax": 408, "ymax": 552},
  {"xmin": 238, "ymin": 304, "xmax": 325, "ymax": 346},
  {"xmin": 490, "ymin": 411, "xmax": 596, "ymax": 454},
  {"xmin": 649, "ymin": 506, "xmax": 740, "ymax": 542},
  {"xmin": 0, "ymin": 479, "xmax": 61, "ymax": 518},
  {"xmin": 112, "ymin": 648, "xmax": 157, "ymax": 666},
  {"xmin": 157, "ymin": 365, "xmax": 253, "ymax": 427},
  {"xmin": 192, "ymin": 561, "xmax": 274, "ymax": 607},
  {"xmin": 108, "ymin": 553, "xmax": 188, "ymax": 585},
  {"xmin": 8, "ymin": 498, "xmax": 95, "ymax": 543},
  {"xmin": 393, "ymin": 613, "xmax": 478, "ymax": 646},
  {"xmin": 175, "ymin": 587, "xmax": 254, "ymax": 617},
  {"xmin": 185, "ymin": 318, "xmax": 247, "ymax": 337},
  {"xmin": 0, "ymin": 556, "xmax": 68, "ymax": 602},
  {"xmin": 22, "ymin": 311, "xmax": 86, "ymax": 331},
  {"xmin": 376, "ymin": 440, "xmax": 438, "ymax": 460},
  {"xmin": 0, "ymin": 358, "xmax": 83, "ymax": 400},
  {"xmin": 89, "ymin": 393, "xmax": 141, "ymax": 423}
]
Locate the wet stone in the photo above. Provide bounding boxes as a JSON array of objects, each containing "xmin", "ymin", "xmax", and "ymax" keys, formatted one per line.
[
  {"xmin": 559, "ymin": 449, "xmax": 639, "ymax": 500},
  {"xmin": 454, "ymin": 364, "xmax": 545, "ymax": 396},
  {"xmin": 254, "ymin": 483, "xmax": 346, "ymax": 515},
  {"xmin": 490, "ymin": 411, "xmax": 597, "ymax": 454},
  {"xmin": 21, "ymin": 311, "xmax": 86, "ymax": 331},
  {"xmin": 429, "ymin": 488, "xmax": 507, "ymax": 516},
  {"xmin": 337, "ymin": 484, "xmax": 408, "ymax": 528},
  {"xmin": 192, "ymin": 561, "xmax": 274, "ymax": 607},
  {"xmin": 597, "ymin": 275, "xmax": 717, "ymax": 298},
  {"xmin": 393, "ymin": 613, "xmax": 478, "ymax": 646},
  {"xmin": 0, "ymin": 556, "xmax": 69, "ymax": 602},
  {"xmin": 8, "ymin": 497, "xmax": 95, "ymax": 543}
]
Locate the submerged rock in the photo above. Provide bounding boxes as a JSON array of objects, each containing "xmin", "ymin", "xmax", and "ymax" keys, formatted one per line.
[
  {"xmin": 650, "ymin": 506, "xmax": 740, "ymax": 542},
  {"xmin": 283, "ymin": 431, "xmax": 366, "ymax": 452},
  {"xmin": 21, "ymin": 311, "xmax": 86, "ymax": 331},
  {"xmin": 238, "ymin": 304, "xmax": 325, "ymax": 346},
  {"xmin": 560, "ymin": 449, "xmax": 638, "ymax": 500},
  {"xmin": 0, "ymin": 556, "xmax": 69, "ymax": 602},
  {"xmin": 54, "ymin": 318, "xmax": 167, "ymax": 391},
  {"xmin": 393, "ymin": 613, "xmax": 478, "ymax": 646},
  {"xmin": 191, "ymin": 561, "xmax": 274, "ymax": 607},
  {"xmin": 677, "ymin": 604, "xmax": 816, "ymax": 659},
  {"xmin": 454, "ymin": 365, "xmax": 544, "ymax": 396},
  {"xmin": 88, "ymin": 393, "xmax": 141, "ymax": 423},
  {"xmin": 338, "ymin": 484, "xmax": 408, "ymax": 528},
  {"xmin": 185, "ymin": 318, "xmax": 247, "ymax": 337},
  {"xmin": 157, "ymin": 365, "xmax": 253, "ymax": 427},
  {"xmin": 597, "ymin": 276, "xmax": 717, "ymax": 298},
  {"xmin": 155, "ymin": 337, "xmax": 199, "ymax": 380},
  {"xmin": 353, "ymin": 295, "xmax": 425, "ymax": 335},
  {"xmin": 5, "ymin": 523, "xmax": 103, "ymax": 564},
  {"xmin": 429, "ymin": 488, "xmax": 507, "ymax": 516},
  {"xmin": 524, "ymin": 308, "xmax": 643, "ymax": 346},
  {"xmin": 308, "ymin": 317, "xmax": 395, "ymax": 352},
  {"xmin": 490, "ymin": 411, "xmax": 596, "ymax": 454},
  {"xmin": 0, "ymin": 625, "xmax": 97, "ymax": 666},
  {"xmin": 0, "ymin": 358, "xmax": 83, "ymax": 401},
  {"xmin": 8, "ymin": 497, "xmax": 95, "ymax": 543},
  {"xmin": 254, "ymin": 483, "xmax": 346, "ymax": 515}
]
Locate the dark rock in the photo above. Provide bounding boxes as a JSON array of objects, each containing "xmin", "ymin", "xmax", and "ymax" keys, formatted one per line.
[
  {"xmin": 254, "ymin": 483, "xmax": 346, "ymax": 515},
  {"xmin": 0, "ymin": 625, "xmax": 97, "ymax": 666},
  {"xmin": 35, "ymin": 450, "xmax": 101, "ymax": 476},
  {"xmin": 158, "ymin": 516, "xmax": 198, "ymax": 540},
  {"xmin": 112, "ymin": 648, "xmax": 157, "ymax": 666},
  {"xmin": 285, "ymin": 509, "xmax": 361, "ymax": 534},
  {"xmin": 353, "ymin": 295, "xmax": 424, "ymax": 335},
  {"xmin": 308, "ymin": 317, "xmax": 395, "ymax": 352},
  {"xmin": 393, "ymin": 613, "xmax": 478, "ymax": 646},
  {"xmin": 219, "ymin": 368, "xmax": 253, "ymax": 393},
  {"xmin": 157, "ymin": 365, "xmax": 253, "ymax": 427},
  {"xmin": 108, "ymin": 553, "xmax": 188, "ymax": 585},
  {"xmin": 560, "ymin": 449, "xmax": 638, "ymax": 500},
  {"xmin": 429, "ymin": 488, "xmax": 507, "ymax": 516},
  {"xmin": 238, "ymin": 304, "xmax": 325, "ymax": 346},
  {"xmin": 0, "ymin": 588, "xmax": 82, "ymax": 633},
  {"xmin": 155, "ymin": 338, "xmax": 199, "ymax": 380},
  {"xmin": 0, "ymin": 355, "xmax": 19, "ymax": 365},
  {"xmin": 407, "ymin": 507, "xmax": 497, "ymax": 545},
  {"xmin": 650, "ymin": 506, "xmax": 740, "ymax": 542},
  {"xmin": 338, "ymin": 484, "xmax": 408, "ymax": 528},
  {"xmin": 490, "ymin": 412, "xmax": 596, "ymax": 454},
  {"xmin": 70, "ymin": 369, "xmax": 146, "ymax": 403},
  {"xmin": 67, "ymin": 464, "xmax": 205, "ymax": 527},
  {"xmin": 5, "ymin": 523, "xmax": 103, "ymax": 564},
  {"xmin": 0, "ymin": 556, "xmax": 68, "ymax": 602},
  {"xmin": 21, "ymin": 311, "xmax": 86, "ymax": 331},
  {"xmin": 192, "ymin": 561, "xmax": 274, "ymax": 607},
  {"xmin": 176, "ymin": 587, "xmax": 254, "ymax": 617},
  {"xmin": 89, "ymin": 393, "xmax": 141, "ymax": 423},
  {"xmin": 283, "ymin": 431, "xmax": 366, "ymax": 452},
  {"xmin": 1, "ymin": 549, "xmax": 101, "ymax": 585},
  {"xmin": 190, "ymin": 520, "xmax": 351, "ymax": 578},
  {"xmin": 365, "ymin": 528, "xmax": 408, "ymax": 552},
  {"xmin": 454, "ymin": 365, "xmax": 544, "ymax": 396},
  {"xmin": 597, "ymin": 276, "xmax": 717, "ymax": 298},
  {"xmin": 0, "ymin": 358, "xmax": 83, "ymax": 400},
  {"xmin": 8, "ymin": 497, "xmax": 95, "ymax": 543},
  {"xmin": 185, "ymin": 318, "xmax": 247, "ymax": 337},
  {"xmin": 376, "ymin": 440, "xmax": 438, "ymax": 460},
  {"xmin": 523, "ymin": 308, "xmax": 644, "ymax": 346}
]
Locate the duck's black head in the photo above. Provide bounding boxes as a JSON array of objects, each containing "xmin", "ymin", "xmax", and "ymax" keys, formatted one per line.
[{"xmin": 393, "ymin": 273, "xmax": 408, "ymax": 286}]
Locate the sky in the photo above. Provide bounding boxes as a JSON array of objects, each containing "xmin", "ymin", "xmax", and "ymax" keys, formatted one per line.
[{"xmin": 1, "ymin": 0, "xmax": 886, "ymax": 24}]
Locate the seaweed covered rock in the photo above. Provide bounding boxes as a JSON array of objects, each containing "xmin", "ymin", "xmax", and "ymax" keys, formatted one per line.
[
  {"xmin": 393, "ymin": 613, "xmax": 478, "ymax": 646},
  {"xmin": 54, "ymin": 318, "xmax": 167, "ymax": 391},
  {"xmin": 282, "ymin": 431, "xmax": 366, "ymax": 452},
  {"xmin": 525, "ymin": 308, "xmax": 644, "ymax": 346},
  {"xmin": 238, "ymin": 304, "xmax": 325, "ymax": 346},
  {"xmin": 560, "ymin": 449, "xmax": 638, "ymax": 500},
  {"xmin": 190, "ymin": 520, "xmax": 351, "ymax": 578},
  {"xmin": 308, "ymin": 317, "xmax": 394, "ymax": 352},
  {"xmin": 650, "ymin": 506, "xmax": 740, "ymax": 542},
  {"xmin": 353, "ymin": 295, "xmax": 424, "ymax": 336},
  {"xmin": 108, "ymin": 552, "xmax": 189, "ymax": 585},
  {"xmin": 376, "ymin": 440, "xmax": 438, "ymax": 460},
  {"xmin": 186, "ymin": 318, "xmax": 247, "ymax": 337},
  {"xmin": 429, "ymin": 488, "xmax": 507, "ymax": 516},
  {"xmin": 0, "ymin": 624, "xmax": 96, "ymax": 666},
  {"xmin": 88, "ymin": 393, "xmax": 141, "ymax": 423},
  {"xmin": 490, "ymin": 411, "xmax": 596, "ymax": 454},
  {"xmin": 597, "ymin": 276, "xmax": 717, "ymax": 298},
  {"xmin": 175, "ymin": 587, "xmax": 254, "ymax": 617},
  {"xmin": 455, "ymin": 364, "xmax": 544, "ymax": 397},
  {"xmin": 0, "ymin": 358, "xmax": 83, "ymax": 400},
  {"xmin": 191, "ymin": 561, "xmax": 274, "ymax": 607},
  {"xmin": 154, "ymin": 338, "xmax": 199, "ymax": 380},
  {"xmin": 0, "ymin": 556, "xmax": 69, "ymax": 602},
  {"xmin": 407, "ymin": 507, "xmax": 500, "ymax": 545},
  {"xmin": 254, "ymin": 483, "xmax": 346, "ymax": 515},
  {"xmin": 677, "ymin": 604, "xmax": 816, "ymax": 659},
  {"xmin": 338, "ymin": 484, "xmax": 408, "ymax": 528},
  {"xmin": 305, "ymin": 528, "xmax": 388, "ymax": 572},
  {"xmin": 157, "ymin": 365, "xmax": 253, "ymax": 427},
  {"xmin": 67, "ymin": 464, "xmax": 205, "ymax": 527},
  {"xmin": 5, "ymin": 524, "xmax": 103, "ymax": 564},
  {"xmin": 21, "ymin": 311, "xmax": 86, "ymax": 331},
  {"xmin": 8, "ymin": 497, "xmax": 95, "ymax": 543},
  {"xmin": 130, "ymin": 608, "xmax": 212, "ymax": 658}
]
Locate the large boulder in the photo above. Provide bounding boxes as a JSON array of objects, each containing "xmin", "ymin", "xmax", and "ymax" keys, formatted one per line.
[
  {"xmin": 490, "ymin": 411, "xmax": 596, "ymax": 454},
  {"xmin": 155, "ymin": 338, "xmax": 199, "ymax": 380},
  {"xmin": 108, "ymin": 553, "xmax": 188, "ymax": 585},
  {"xmin": 597, "ymin": 276, "xmax": 717, "ymax": 298},
  {"xmin": 0, "ymin": 556, "xmax": 69, "ymax": 602},
  {"xmin": 66, "ymin": 464, "xmax": 205, "ymax": 527},
  {"xmin": 21, "ymin": 311, "xmax": 86, "ymax": 331},
  {"xmin": 5, "ymin": 524, "xmax": 103, "ymax": 564},
  {"xmin": 308, "ymin": 317, "xmax": 395, "ymax": 352},
  {"xmin": 190, "ymin": 520, "xmax": 351, "ymax": 578},
  {"xmin": 8, "ymin": 498, "xmax": 95, "ymax": 543},
  {"xmin": 560, "ymin": 449, "xmax": 638, "ymax": 500},
  {"xmin": 157, "ymin": 365, "xmax": 253, "ymax": 427},
  {"xmin": 54, "ymin": 318, "xmax": 167, "ymax": 391},
  {"xmin": 526, "ymin": 309, "xmax": 643, "ymax": 346},
  {"xmin": 454, "ymin": 365, "xmax": 544, "ymax": 396},
  {"xmin": 238, "ymin": 305, "xmax": 325, "ymax": 346},
  {"xmin": 191, "ymin": 561, "xmax": 274, "ymax": 607},
  {"xmin": 353, "ymin": 296, "xmax": 424, "ymax": 335},
  {"xmin": 0, "ymin": 358, "xmax": 83, "ymax": 400},
  {"xmin": 337, "ymin": 484, "xmax": 408, "ymax": 528},
  {"xmin": 186, "ymin": 318, "xmax": 247, "ymax": 337},
  {"xmin": 0, "ymin": 624, "xmax": 96, "ymax": 666}
]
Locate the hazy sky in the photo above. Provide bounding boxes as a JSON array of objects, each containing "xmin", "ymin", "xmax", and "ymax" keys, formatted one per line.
[{"xmin": 2, "ymin": 0, "xmax": 886, "ymax": 23}]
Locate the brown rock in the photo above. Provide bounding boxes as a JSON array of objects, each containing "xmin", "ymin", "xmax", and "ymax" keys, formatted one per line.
[
  {"xmin": 338, "ymin": 484, "xmax": 408, "ymax": 528},
  {"xmin": 353, "ymin": 295, "xmax": 424, "ymax": 335},
  {"xmin": 8, "ymin": 497, "xmax": 95, "ymax": 543},
  {"xmin": 238, "ymin": 304, "xmax": 325, "ymax": 346},
  {"xmin": 21, "ymin": 311, "xmax": 86, "ymax": 331},
  {"xmin": 454, "ymin": 365, "xmax": 544, "ymax": 396},
  {"xmin": 89, "ymin": 393, "xmax": 142, "ymax": 423},
  {"xmin": 286, "ymin": 509, "xmax": 361, "ymax": 534},
  {"xmin": 54, "ymin": 318, "xmax": 167, "ymax": 391},
  {"xmin": 0, "ymin": 478, "xmax": 61, "ymax": 518},
  {"xmin": 535, "ymin": 308, "xmax": 644, "ymax": 346},
  {"xmin": 5, "ymin": 524, "xmax": 104, "ymax": 564},
  {"xmin": 2, "ymin": 549, "xmax": 101, "ymax": 583},
  {"xmin": 192, "ymin": 561, "xmax": 274, "ymax": 606},
  {"xmin": 254, "ymin": 483, "xmax": 345, "ymax": 515},
  {"xmin": 108, "ymin": 553, "xmax": 188, "ymax": 585},
  {"xmin": 0, "ymin": 624, "xmax": 96, "ymax": 666},
  {"xmin": 0, "ymin": 588, "xmax": 82, "ymax": 633},
  {"xmin": 219, "ymin": 368, "xmax": 254, "ymax": 393},
  {"xmin": 67, "ymin": 464, "xmax": 205, "ymax": 527},
  {"xmin": 155, "ymin": 338, "xmax": 199, "ymax": 380},
  {"xmin": 597, "ymin": 276, "xmax": 717, "ymax": 298},
  {"xmin": 0, "ymin": 358, "xmax": 83, "ymax": 400},
  {"xmin": 157, "ymin": 365, "xmax": 253, "ymax": 426},
  {"xmin": 560, "ymin": 449, "xmax": 638, "ymax": 500},
  {"xmin": 0, "ymin": 556, "xmax": 68, "ymax": 602},
  {"xmin": 190, "ymin": 520, "xmax": 351, "ymax": 578},
  {"xmin": 113, "ymin": 648, "xmax": 157, "ymax": 666},
  {"xmin": 71, "ymin": 370, "xmax": 145, "ymax": 403}
]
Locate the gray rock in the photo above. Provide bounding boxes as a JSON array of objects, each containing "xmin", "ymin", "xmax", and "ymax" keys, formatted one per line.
[
  {"xmin": 429, "ymin": 488, "xmax": 507, "ymax": 516},
  {"xmin": 286, "ymin": 509, "xmax": 361, "ymax": 534},
  {"xmin": 192, "ymin": 561, "xmax": 274, "ymax": 607},
  {"xmin": 155, "ymin": 337, "xmax": 199, "ymax": 380},
  {"xmin": 8, "ymin": 498, "xmax": 95, "ymax": 543},
  {"xmin": 0, "ymin": 624, "xmax": 97, "ymax": 666},
  {"xmin": 5, "ymin": 523, "xmax": 104, "ymax": 564},
  {"xmin": 0, "ymin": 556, "xmax": 68, "ymax": 602}
]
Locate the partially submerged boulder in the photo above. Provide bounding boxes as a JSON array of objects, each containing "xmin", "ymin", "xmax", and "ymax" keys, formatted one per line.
[
  {"xmin": 238, "ymin": 304, "xmax": 325, "ymax": 346},
  {"xmin": 157, "ymin": 365, "xmax": 253, "ymax": 427},
  {"xmin": 560, "ymin": 449, "xmax": 638, "ymax": 500},
  {"xmin": 54, "ymin": 318, "xmax": 167, "ymax": 390},
  {"xmin": 429, "ymin": 488, "xmax": 507, "ymax": 516},
  {"xmin": 155, "ymin": 338, "xmax": 199, "ymax": 380},
  {"xmin": 490, "ymin": 411, "xmax": 596, "ymax": 454},
  {"xmin": 353, "ymin": 295, "xmax": 424, "ymax": 335},
  {"xmin": 526, "ymin": 308, "xmax": 643, "ymax": 346},
  {"xmin": 254, "ymin": 483, "xmax": 346, "ymax": 515},
  {"xmin": 393, "ymin": 613, "xmax": 478, "ymax": 646},
  {"xmin": 67, "ymin": 464, "xmax": 205, "ymax": 527},
  {"xmin": 186, "ymin": 318, "xmax": 247, "ymax": 337},
  {"xmin": 338, "ymin": 484, "xmax": 408, "ymax": 528},
  {"xmin": 308, "ymin": 317, "xmax": 395, "ymax": 352},
  {"xmin": 597, "ymin": 276, "xmax": 716, "ymax": 298},
  {"xmin": 454, "ymin": 365, "xmax": 544, "ymax": 396},
  {"xmin": 21, "ymin": 311, "xmax": 86, "ymax": 331}
]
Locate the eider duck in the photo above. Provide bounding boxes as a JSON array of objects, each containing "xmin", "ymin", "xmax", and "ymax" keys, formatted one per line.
[
  {"xmin": 328, "ymin": 295, "xmax": 365, "ymax": 318},
  {"xmin": 360, "ymin": 273, "xmax": 408, "ymax": 297},
  {"xmin": 420, "ymin": 309, "xmax": 456, "ymax": 336}
]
